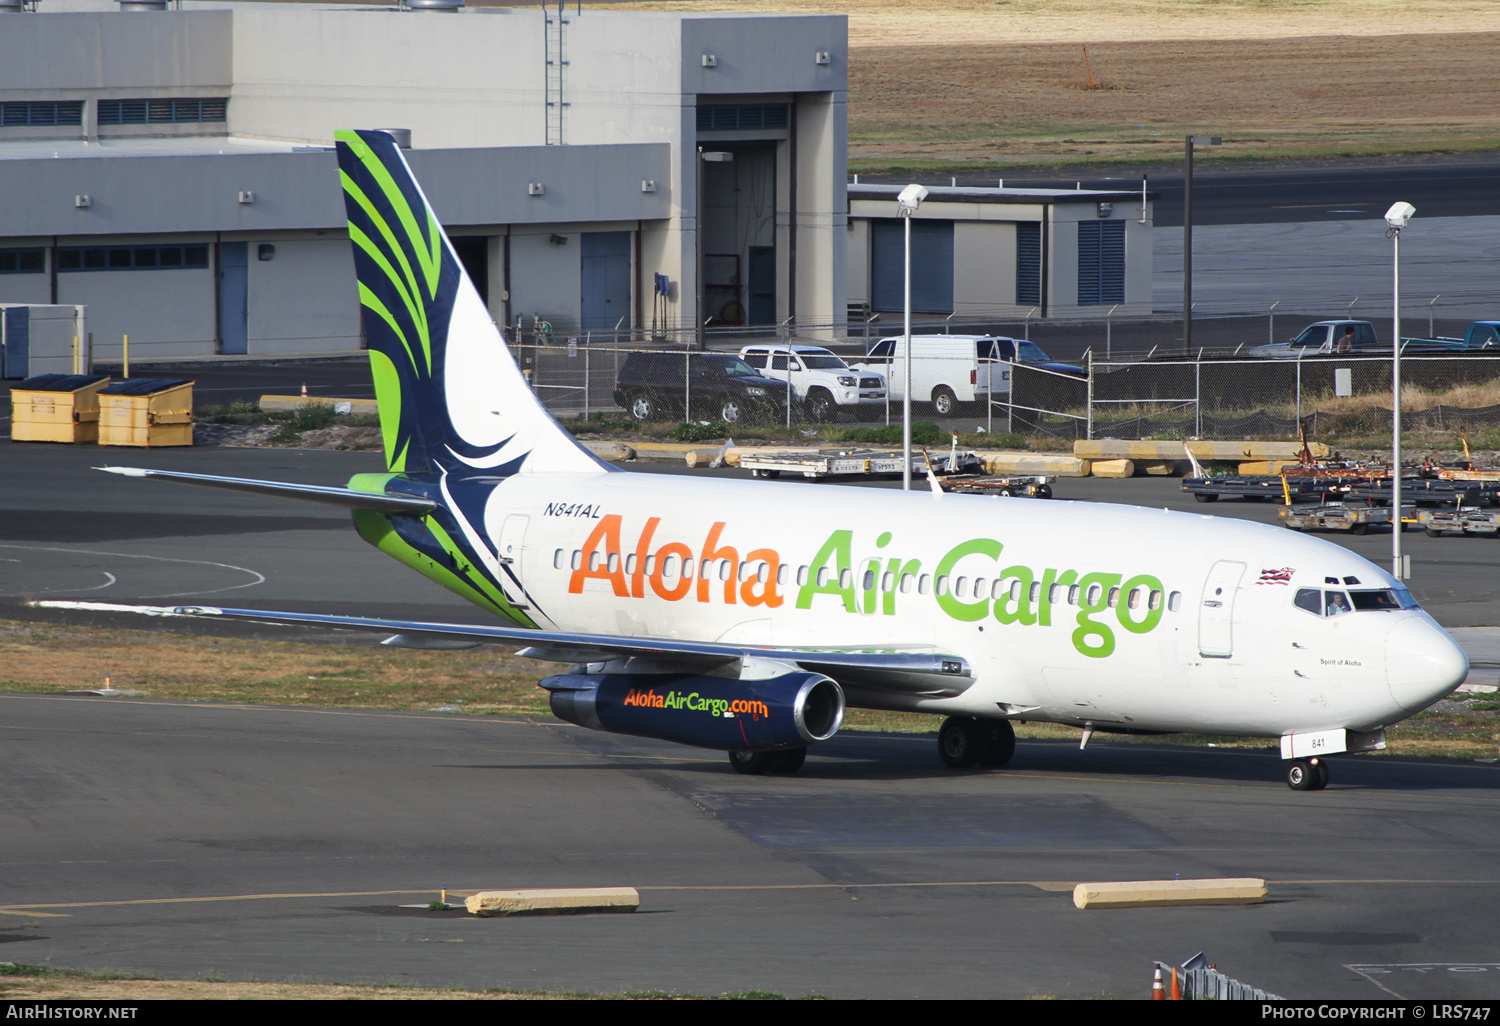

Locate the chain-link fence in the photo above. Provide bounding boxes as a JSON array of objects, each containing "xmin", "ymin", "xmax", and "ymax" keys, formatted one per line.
[{"xmin": 1090, "ymin": 353, "xmax": 1500, "ymax": 441}]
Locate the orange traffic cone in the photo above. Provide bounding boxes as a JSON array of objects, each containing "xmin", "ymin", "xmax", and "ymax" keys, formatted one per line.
[
  {"xmin": 1152, "ymin": 966, "xmax": 1164, "ymax": 1000},
  {"xmin": 1171, "ymin": 966, "xmax": 1182, "ymax": 1000},
  {"xmin": 301, "ymin": 382, "xmax": 308, "ymax": 397}
]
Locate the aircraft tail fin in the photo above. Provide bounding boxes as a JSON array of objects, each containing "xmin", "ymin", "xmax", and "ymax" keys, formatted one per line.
[{"xmin": 334, "ymin": 129, "xmax": 607, "ymax": 477}]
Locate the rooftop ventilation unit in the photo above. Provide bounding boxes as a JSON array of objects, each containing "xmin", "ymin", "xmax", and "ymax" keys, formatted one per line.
[
  {"xmin": 0, "ymin": 0, "xmax": 27, "ymax": 13},
  {"xmin": 117, "ymin": 0, "xmax": 169, "ymax": 10},
  {"xmin": 401, "ymin": 0, "xmax": 464, "ymax": 10},
  {"xmin": 374, "ymin": 128, "xmax": 412, "ymax": 149}
]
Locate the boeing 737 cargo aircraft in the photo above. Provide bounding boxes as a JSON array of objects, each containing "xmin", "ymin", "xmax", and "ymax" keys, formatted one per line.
[{"xmin": 83, "ymin": 130, "xmax": 1467, "ymax": 790}]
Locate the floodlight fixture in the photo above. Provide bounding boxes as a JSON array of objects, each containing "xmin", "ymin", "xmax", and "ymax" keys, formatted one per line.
[
  {"xmin": 897, "ymin": 183, "xmax": 928, "ymax": 212},
  {"xmin": 1385, "ymin": 201, "xmax": 1415, "ymax": 230}
]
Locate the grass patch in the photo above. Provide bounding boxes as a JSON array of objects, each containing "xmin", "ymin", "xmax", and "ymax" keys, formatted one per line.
[{"xmin": 3, "ymin": 619, "xmax": 1493, "ymax": 762}]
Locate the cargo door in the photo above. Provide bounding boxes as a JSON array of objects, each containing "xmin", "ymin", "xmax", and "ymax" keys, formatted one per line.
[
  {"xmin": 496, "ymin": 514, "xmax": 530, "ymax": 609},
  {"xmin": 2, "ymin": 307, "xmax": 29, "ymax": 379},
  {"xmin": 1198, "ymin": 560, "xmax": 1246, "ymax": 658}
]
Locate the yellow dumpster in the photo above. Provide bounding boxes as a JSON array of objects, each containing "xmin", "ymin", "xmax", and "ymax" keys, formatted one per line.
[
  {"xmin": 98, "ymin": 378, "xmax": 194, "ymax": 448},
  {"xmin": 9, "ymin": 373, "xmax": 109, "ymax": 443}
]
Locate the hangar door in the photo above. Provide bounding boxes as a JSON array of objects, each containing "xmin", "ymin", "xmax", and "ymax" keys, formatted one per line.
[
  {"xmin": 870, "ymin": 219, "xmax": 954, "ymax": 314},
  {"xmin": 581, "ymin": 231, "xmax": 631, "ymax": 332}
]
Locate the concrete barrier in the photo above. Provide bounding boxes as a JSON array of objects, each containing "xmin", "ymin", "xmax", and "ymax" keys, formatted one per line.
[
  {"xmin": 1238, "ymin": 460, "xmax": 1298, "ymax": 476},
  {"xmin": 582, "ymin": 441, "xmax": 636, "ymax": 462},
  {"xmin": 1073, "ymin": 878, "xmax": 1266, "ymax": 910},
  {"xmin": 977, "ymin": 453, "xmax": 1091, "ymax": 477},
  {"xmin": 260, "ymin": 395, "xmax": 379, "ymax": 416},
  {"xmin": 465, "ymin": 887, "xmax": 640, "ymax": 916},
  {"xmin": 1076, "ymin": 440, "xmax": 1327, "ymax": 461},
  {"xmin": 1090, "ymin": 458, "xmax": 1135, "ymax": 479}
]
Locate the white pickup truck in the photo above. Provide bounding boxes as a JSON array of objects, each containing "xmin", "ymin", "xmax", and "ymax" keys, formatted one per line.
[{"xmin": 738, "ymin": 344, "xmax": 887, "ymax": 421}]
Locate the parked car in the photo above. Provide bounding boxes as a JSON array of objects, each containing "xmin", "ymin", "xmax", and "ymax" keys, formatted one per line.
[
  {"xmin": 613, "ymin": 351, "xmax": 785, "ymax": 424},
  {"xmin": 1400, "ymin": 321, "xmax": 1500, "ymax": 352},
  {"xmin": 738, "ymin": 343, "xmax": 886, "ymax": 421},
  {"xmin": 1248, "ymin": 321, "xmax": 1381, "ymax": 359},
  {"xmin": 981, "ymin": 337, "xmax": 1085, "ymax": 377}
]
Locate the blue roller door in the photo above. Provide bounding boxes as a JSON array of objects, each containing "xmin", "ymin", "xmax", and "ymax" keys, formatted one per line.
[
  {"xmin": 871, "ymin": 219, "xmax": 953, "ymax": 314},
  {"xmin": 1078, "ymin": 220, "xmax": 1125, "ymax": 306}
]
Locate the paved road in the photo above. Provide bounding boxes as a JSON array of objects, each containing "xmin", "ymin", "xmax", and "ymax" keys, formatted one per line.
[
  {"xmin": 4, "ymin": 445, "xmax": 1500, "ymax": 998},
  {"xmin": 933, "ymin": 156, "xmax": 1500, "ymax": 227},
  {"xmin": 2, "ymin": 691, "xmax": 1498, "ymax": 999}
]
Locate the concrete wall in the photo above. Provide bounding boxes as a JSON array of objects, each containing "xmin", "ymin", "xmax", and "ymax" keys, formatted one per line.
[
  {"xmin": 53, "ymin": 236, "xmax": 215, "ymax": 362},
  {"xmin": 239, "ymin": 233, "xmax": 360, "ymax": 356}
]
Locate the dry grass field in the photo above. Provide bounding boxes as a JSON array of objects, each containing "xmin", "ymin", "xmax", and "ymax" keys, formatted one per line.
[{"xmin": 620, "ymin": 0, "xmax": 1500, "ymax": 169}]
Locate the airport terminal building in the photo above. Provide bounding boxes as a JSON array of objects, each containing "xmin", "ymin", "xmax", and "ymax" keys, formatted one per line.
[{"xmin": 0, "ymin": 0, "xmax": 1151, "ymax": 368}]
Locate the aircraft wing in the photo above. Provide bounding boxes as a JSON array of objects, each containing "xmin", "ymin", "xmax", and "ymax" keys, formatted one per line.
[
  {"xmin": 95, "ymin": 467, "xmax": 437, "ymax": 516},
  {"xmin": 31, "ymin": 601, "xmax": 975, "ymax": 699}
]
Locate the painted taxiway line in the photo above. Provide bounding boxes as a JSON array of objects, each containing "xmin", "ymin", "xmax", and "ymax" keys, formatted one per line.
[{"xmin": 7, "ymin": 876, "xmax": 1500, "ymax": 918}]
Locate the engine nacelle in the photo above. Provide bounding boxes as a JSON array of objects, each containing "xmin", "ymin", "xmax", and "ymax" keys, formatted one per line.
[{"xmin": 541, "ymin": 671, "xmax": 845, "ymax": 752}]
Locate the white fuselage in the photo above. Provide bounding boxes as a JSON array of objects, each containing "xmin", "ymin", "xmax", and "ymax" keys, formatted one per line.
[{"xmin": 455, "ymin": 469, "xmax": 1466, "ymax": 739}]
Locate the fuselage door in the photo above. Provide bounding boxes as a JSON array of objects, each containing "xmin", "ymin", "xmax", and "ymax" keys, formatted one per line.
[
  {"xmin": 1198, "ymin": 560, "xmax": 1246, "ymax": 658},
  {"xmin": 497, "ymin": 514, "xmax": 530, "ymax": 608}
]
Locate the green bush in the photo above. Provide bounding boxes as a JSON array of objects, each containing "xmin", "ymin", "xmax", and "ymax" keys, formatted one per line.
[
  {"xmin": 827, "ymin": 420, "xmax": 943, "ymax": 446},
  {"xmin": 671, "ymin": 421, "xmax": 733, "ymax": 442}
]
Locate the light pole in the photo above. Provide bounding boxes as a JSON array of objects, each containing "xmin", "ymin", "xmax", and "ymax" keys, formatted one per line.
[
  {"xmin": 695, "ymin": 149, "xmax": 733, "ymax": 351},
  {"xmin": 1386, "ymin": 201, "xmax": 1415, "ymax": 581},
  {"xmin": 897, "ymin": 183, "xmax": 928, "ymax": 490},
  {"xmin": 1182, "ymin": 135, "xmax": 1220, "ymax": 354}
]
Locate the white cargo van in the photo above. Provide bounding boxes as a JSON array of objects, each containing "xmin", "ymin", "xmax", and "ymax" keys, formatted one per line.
[{"xmin": 851, "ymin": 334, "xmax": 1011, "ymax": 415}]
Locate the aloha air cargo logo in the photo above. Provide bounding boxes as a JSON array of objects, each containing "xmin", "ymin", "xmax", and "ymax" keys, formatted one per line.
[
  {"xmin": 568, "ymin": 515, "xmax": 1163, "ymax": 659},
  {"xmin": 622, "ymin": 687, "xmax": 769, "ymax": 719}
]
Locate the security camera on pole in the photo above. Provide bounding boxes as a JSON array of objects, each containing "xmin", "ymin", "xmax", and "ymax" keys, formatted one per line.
[
  {"xmin": 1385, "ymin": 200, "xmax": 1415, "ymax": 580},
  {"xmin": 897, "ymin": 183, "xmax": 928, "ymax": 490}
]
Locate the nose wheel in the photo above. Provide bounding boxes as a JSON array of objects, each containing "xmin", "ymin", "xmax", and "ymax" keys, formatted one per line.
[{"xmin": 1286, "ymin": 757, "xmax": 1329, "ymax": 791}]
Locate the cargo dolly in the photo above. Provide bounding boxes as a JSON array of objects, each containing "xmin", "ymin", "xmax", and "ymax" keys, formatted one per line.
[
  {"xmin": 740, "ymin": 447, "xmax": 983, "ymax": 480},
  {"xmin": 1414, "ymin": 507, "xmax": 1500, "ymax": 537},
  {"xmin": 1277, "ymin": 502, "xmax": 1408, "ymax": 534},
  {"xmin": 937, "ymin": 474, "xmax": 1054, "ymax": 499}
]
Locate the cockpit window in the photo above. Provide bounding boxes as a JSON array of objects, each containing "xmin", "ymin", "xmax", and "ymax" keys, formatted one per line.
[
  {"xmin": 1324, "ymin": 591, "xmax": 1353, "ymax": 617},
  {"xmin": 1296, "ymin": 586, "xmax": 1415, "ymax": 617},
  {"xmin": 1350, "ymin": 589, "xmax": 1404, "ymax": 611}
]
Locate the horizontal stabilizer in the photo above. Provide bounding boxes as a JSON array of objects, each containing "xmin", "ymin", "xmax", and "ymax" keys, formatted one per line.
[
  {"xmin": 96, "ymin": 467, "xmax": 437, "ymax": 515},
  {"xmin": 29, "ymin": 601, "xmax": 973, "ymax": 698}
]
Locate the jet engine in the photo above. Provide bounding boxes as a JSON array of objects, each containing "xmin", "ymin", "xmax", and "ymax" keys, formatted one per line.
[{"xmin": 542, "ymin": 671, "xmax": 844, "ymax": 751}]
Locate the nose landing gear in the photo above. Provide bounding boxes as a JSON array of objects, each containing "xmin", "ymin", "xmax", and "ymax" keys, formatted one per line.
[{"xmin": 1286, "ymin": 757, "xmax": 1329, "ymax": 791}]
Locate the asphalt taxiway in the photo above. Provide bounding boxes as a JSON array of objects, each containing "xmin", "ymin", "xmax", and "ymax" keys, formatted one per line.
[{"xmin": 2, "ymin": 441, "xmax": 1499, "ymax": 999}]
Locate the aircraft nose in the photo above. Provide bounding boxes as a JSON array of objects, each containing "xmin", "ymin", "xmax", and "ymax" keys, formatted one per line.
[{"xmin": 1387, "ymin": 616, "xmax": 1469, "ymax": 712}]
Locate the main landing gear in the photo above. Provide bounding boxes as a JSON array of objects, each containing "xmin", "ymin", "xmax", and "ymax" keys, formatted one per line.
[
  {"xmin": 1286, "ymin": 757, "xmax": 1329, "ymax": 791},
  {"xmin": 938, "ymin": 716, "xmax": 1016, "ymax": 769},
  {"xmin": 727, "ymin": 747, "xmax": 807, "ymax": 775}
]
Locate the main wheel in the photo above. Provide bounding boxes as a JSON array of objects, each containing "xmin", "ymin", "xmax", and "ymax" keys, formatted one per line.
[
  {"xmin": 938, "ymin": 716, "xmax": 981, "ymax": 768},
  {"xmin": 1426, "ymin": 526, "xmax": 1442, "ymax": 538},
  {"xmin": 805, "ymin": 389, "xmax": 835, "ymax": 423},
  {"xmin": 1193, "ymin": 493, "xmax": 1219, "ymax": 503},
  {"xmin": 728, "ymin": 750, "xmax": 771, "ymax": 775},
  {"xmin": 931, "ymin": 386, "xmax": 958, "ymax": 417},
  {"xmin": 1350, "ymin": 523, "xmax": 1369, "ymax": 536},
  {"xmin": 629, "ymin": 394, "xmax": 657, "ymax": 422},
  {"xmin": 975, "ymin": 719, "xmax": 1017, "ymax": 768},
  {"xmin": 1034, "ymin": 484, "xmax": 1053, "ymax": 500},
  {"xmin": 766, "ymin": 747, "xmax": 807, "ymax": 774},
  {"xmin": 1311, "ymin": 759, "xmax": 1330, "ymax": 790},
  {"xmin": 1286, "ymin": 758, "xmax": 1319, "ymax": 791},
  {"xmin": 751, "ymin": 468, "xmax": 781, "ymax": 479}
]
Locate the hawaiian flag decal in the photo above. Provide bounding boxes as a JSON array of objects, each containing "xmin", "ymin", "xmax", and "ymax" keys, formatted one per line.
[{"xmin": 1257, "ymin": 567, "xmax": 1295, "ymax": 585}]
